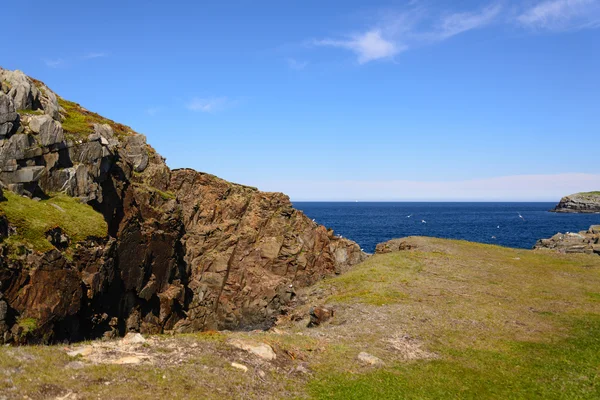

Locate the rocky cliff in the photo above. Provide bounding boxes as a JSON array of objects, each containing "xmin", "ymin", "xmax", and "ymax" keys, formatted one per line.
[
  {"xmin": 551, "ymin": 192, "xmax": 600, "ymax": 213},
  {"xmin": 534, "ymin": 225, "xmax": 600, "ymax": 255},
  {"xmin": 0, "ymin": 68, "xmax": 366, "ymax": 344}
]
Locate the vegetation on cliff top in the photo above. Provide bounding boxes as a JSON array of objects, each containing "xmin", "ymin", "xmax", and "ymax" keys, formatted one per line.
[
  {"xmin": 0, "ymin": 238, "xmax": 598, "ymax": 399},
  {"xmin": 0, "ymin": 191, "xmax": 107, "ymax": 252},
  {"xmin": 58, "ymin": 97, "xmax": 133, "ymax": 139}
]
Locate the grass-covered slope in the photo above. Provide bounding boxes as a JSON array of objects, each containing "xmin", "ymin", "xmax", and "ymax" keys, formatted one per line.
[
  {"xmin": 0, "ymin": 238, "xmax": 598, "ymax": 399},
  {"xmin": 0, "ymin": 191, "xmax": 107, "ymax": 252}
]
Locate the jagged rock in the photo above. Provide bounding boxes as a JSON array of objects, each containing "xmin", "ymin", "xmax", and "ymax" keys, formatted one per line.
[
  {"xmin": 0, "ymin": 69, "xmax": 41, "ymax": 111},
  {"xmin": 534, "ymin": 226, "xmax": 600, "ymax": 255},
  {"xmin": 170, "ymin": 169, "xmax": 367, "ymax": 331},
  {"xmin": 0, "ymin": 92, "xmax": 19, "ymax": 138},
  {"xmin": 552, "ymin": 192, "xmax": 600, "ymax": 213},
  {"xmin": 308, "ymin": 305, "xmax": 334, "ymax": 327},
  {"xmin": 0, "ymin": 67, "xmax": 368, "ymax": 344},
  {"xmin": 122, "ymin": 134, "xmax": 149, "ymax": 172},
  {"xmin": 27, "ymin": 114, "xmax": 64, "ymax": 146}
]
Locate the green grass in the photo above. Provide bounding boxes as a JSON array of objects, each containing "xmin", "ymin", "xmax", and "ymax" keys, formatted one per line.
[
  {"xmin": 0, "ymin": 191, "xmax": 107, "ymax": 252},
  {"xmin": 17, "ymin": 317, "xmax": 38, "ymax": 334},
  {"xmin": 318, "ymin": 252, "xmax": 421, "ymax": 305},
  {"xmin": 58, "ymin": 97, "xmax": 133, "ymax": 139},
  {"xmin": 308, "ymin": 316, "xmax": 600, "ymax": 399}
]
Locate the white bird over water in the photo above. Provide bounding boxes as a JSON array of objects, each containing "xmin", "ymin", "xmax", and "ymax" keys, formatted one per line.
[
  {"xmin": 518, "ymin": 212, "xmax": 525, "ymax": 221},
  {"xmin": 407, "ymin": 214, "xmax": 413, "ymax": 218},
  {"xmin": 421, "ymin": 220, "xmax": 427, "ymax": 224}
]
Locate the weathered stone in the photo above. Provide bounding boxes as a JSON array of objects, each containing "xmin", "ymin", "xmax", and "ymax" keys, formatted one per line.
[
  {"xmin": 0, "ymin": 69, "xmax": 41, "ymax": 111},
  {"xmin": 122, "ymin": 134, "xmax": 149, "ymax": 172},
  {"xmin": 357, "ymin": 352, "xmax": 384, "ymax": 366},
  {"xmin": 534, "ymin": 226, "xmax": 600, "ymax": 255},
  {"xmin": 308, "ymin": 305, "xmax": 334, "ymax": 327},
  {"xmin": 28, "ymin": 114, "xmax": 64, "ymax": 146},
  {"xmin": 0, "ymin": 92, "xmax": 18, "ymax": 138},
  {"xmin": 231, "ymin": 362, "xmax": 249, "ymax": 372},
  {"xmin": 0, "ymin": 166, "xmax": 45, "ymax": 184},
  {"xmin": 229, "ymin": 339, "xmax": 276, "ymax": 360},
  {"xmin": 552, "ymin": 192, "xmax": 600, "ymax": 213},
  {"xmin": 121, "ymin": 332, "xmax": 146, "ymax": 345}
]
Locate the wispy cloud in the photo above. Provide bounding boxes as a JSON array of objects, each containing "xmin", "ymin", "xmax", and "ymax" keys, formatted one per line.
[
  {"xmin": 434, "ymin": 4, "xmax": 503, "ymax": 40},
  {"xmin": 312, "ymin": 3, "xmax": 502, "ymax": 64},
  {"xmin": 82, "ymin": 52, "xmax": 108, "ymax": 59},
  {"xmin": 43, "ymin": 58, "xmax": 65, "ymax": 68},
  {"xmin": 286, "ymin": 58, "xmax": 309, "ymax": 70},
  {"xmin": 145, "ymin": 107, "xmax": 161, "ymax": 116},
  {"xmin": 315, "ymin": 30, "xmax": 403, "ymax": 64},
  {"xmin": 187, "ymin": 97, "xmax": 232, "ymax": 113},
  {"xmin": 43, "ymin": 52, "xmax": 108, "ymax": 68},
  {"xmin": 517, "ymin": 0, "xmax": 600, "ymax": 30}
]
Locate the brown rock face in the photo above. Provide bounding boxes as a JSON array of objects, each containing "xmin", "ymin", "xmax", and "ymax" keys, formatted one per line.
[
  {"xmin": 0, "ymin": 69, "xmax": 367, "ymax": 343},
  {"xmin": 170, "ymin": 169, "xmax": 365, "ymax": 331}
]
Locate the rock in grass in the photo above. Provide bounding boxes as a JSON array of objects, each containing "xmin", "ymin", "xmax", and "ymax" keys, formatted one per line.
[
  {"xmin": 231, "ymin": 362, "xmax": 248, "ymax": 372},
  {"xmin": 357, "ymin": 352, "xmax": 384, "ymax": 366},
  {"xmin": 229, "ymin": 339, "xmax": 276, "ymax": 361},
  {"xmin": 121, "ymin": 332, "xmax": 146, "ymax": 345},
  {"xmin": 307, "ymin": 306, "xmax": 334, "ymax": 327}
]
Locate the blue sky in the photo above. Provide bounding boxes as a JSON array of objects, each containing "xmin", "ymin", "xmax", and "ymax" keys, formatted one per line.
[{"xmin": 3, "ymin": 0, "xmax": 600, "ymax": 200}]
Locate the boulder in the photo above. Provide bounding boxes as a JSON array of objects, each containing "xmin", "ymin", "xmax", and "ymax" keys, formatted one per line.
[
  {"xmin": 0, "ymin": 69, "xmax": 41, "ymax": 111},
  {"xmin": 534, "ymin": 226, "xmax": 600, "ymax": 255},
  {"xmin": 28, "ymin": 114, "xmax": 64, "ymax": 146}
]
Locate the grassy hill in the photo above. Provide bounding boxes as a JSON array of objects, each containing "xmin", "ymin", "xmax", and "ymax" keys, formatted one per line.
[{"xmin": 1, "ymin": 237, "xmax": 599, "ymax": 399}]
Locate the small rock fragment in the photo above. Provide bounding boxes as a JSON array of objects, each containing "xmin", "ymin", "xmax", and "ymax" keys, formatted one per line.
[
  {"xmin": 229, "ymin": 339, "xmax": 276, "ymax": 361},
  {"xmin": 308, "ymin": 305, "xmax": 334, "ymax": 327},
  {"xmin": 121, "ymin": 332, "xmax": 146, "ymax": 345},
  {"xmin": 357, "ymin": 352, "xmax": 384, "ymax": 366},
  {"xmin": 231, "ymin": 362, "xmax": 248, "ymax": 372}
]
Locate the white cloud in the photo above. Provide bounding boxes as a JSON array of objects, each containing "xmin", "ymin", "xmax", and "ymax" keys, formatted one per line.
[
  {"xmin": 518, "ymin": 0, "xmax": 600, "ymax": 30},
  {"xmin": 286, "ymin": 58, "xmax": 309, "ymax": 70},
  {"xmin": 434, "ymin": 4, "xmax": 503, "ymax": 40},
  {"xmin": 43, "ymin": 58, "xmax": 65, "ymax": 68},
  {"xmin": 315, "ymin": 30, "xmax": 403, "ymax": 64},
  {"xmin": 82, "ymin": 52, "xmax": 108, "ymax": 59},
  {"xmin": 256, "ymin": 173, "xmax": 600, "ymax": 201},
  {"xmin": 313, "ymin": 3, "xmax": 502, "ymax": 64},
  {"xmin": 187, "ymin": 97, "xmax": 231, "ymax": 113}
]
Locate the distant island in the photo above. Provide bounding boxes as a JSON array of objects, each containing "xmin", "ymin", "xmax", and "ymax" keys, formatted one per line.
[{"xmin": 552, "ymin": 192, "xmax": 600, "ymax": 213}]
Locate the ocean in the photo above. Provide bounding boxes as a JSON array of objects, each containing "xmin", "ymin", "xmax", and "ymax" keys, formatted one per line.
[{"xmin": 293, "ymin": 202, "xmax": 600, "ymax": 253}]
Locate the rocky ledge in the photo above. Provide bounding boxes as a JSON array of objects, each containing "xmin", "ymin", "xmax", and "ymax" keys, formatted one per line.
[
  {"xmin": 551, "ymin": 192, "xmax": 600, "ymax": 213},
  {"xmin": 534, "ymin": 225, "xmax": 600, "ymax": 255},
  {"xmin": 0, "ymin": 68, "xmax": 367, "ymax": 344}
]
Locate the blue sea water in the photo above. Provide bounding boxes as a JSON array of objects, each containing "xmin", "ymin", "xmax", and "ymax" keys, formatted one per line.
[{"xmin": 293, "ymin": 202, "xmax": 600, "ymax": 254}]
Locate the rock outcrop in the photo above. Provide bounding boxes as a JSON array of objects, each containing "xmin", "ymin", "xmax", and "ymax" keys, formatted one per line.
[
  {"xmin": 0, "ymin": 68, "xmax": 367, "ymax": 344},
  {"xmin": 533, "ymin": 225, "xmax": 600, "ymax": 255},
  {"xmin": 551, "ymin": 192, "xmax": 600, "ymax": 213}
]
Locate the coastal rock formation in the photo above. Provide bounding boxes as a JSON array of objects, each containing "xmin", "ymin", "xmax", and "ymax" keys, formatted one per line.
[
  {"xmin": 552, "ymin": 192, "xmax": 600, "ymax": 213},
  {"xmin": 0, "ymin": 68, "xmax": 366, "ymax": 344},
  {"xmin": 533, "ymin": 225, "xmax": 600, "ymax": 255}
]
